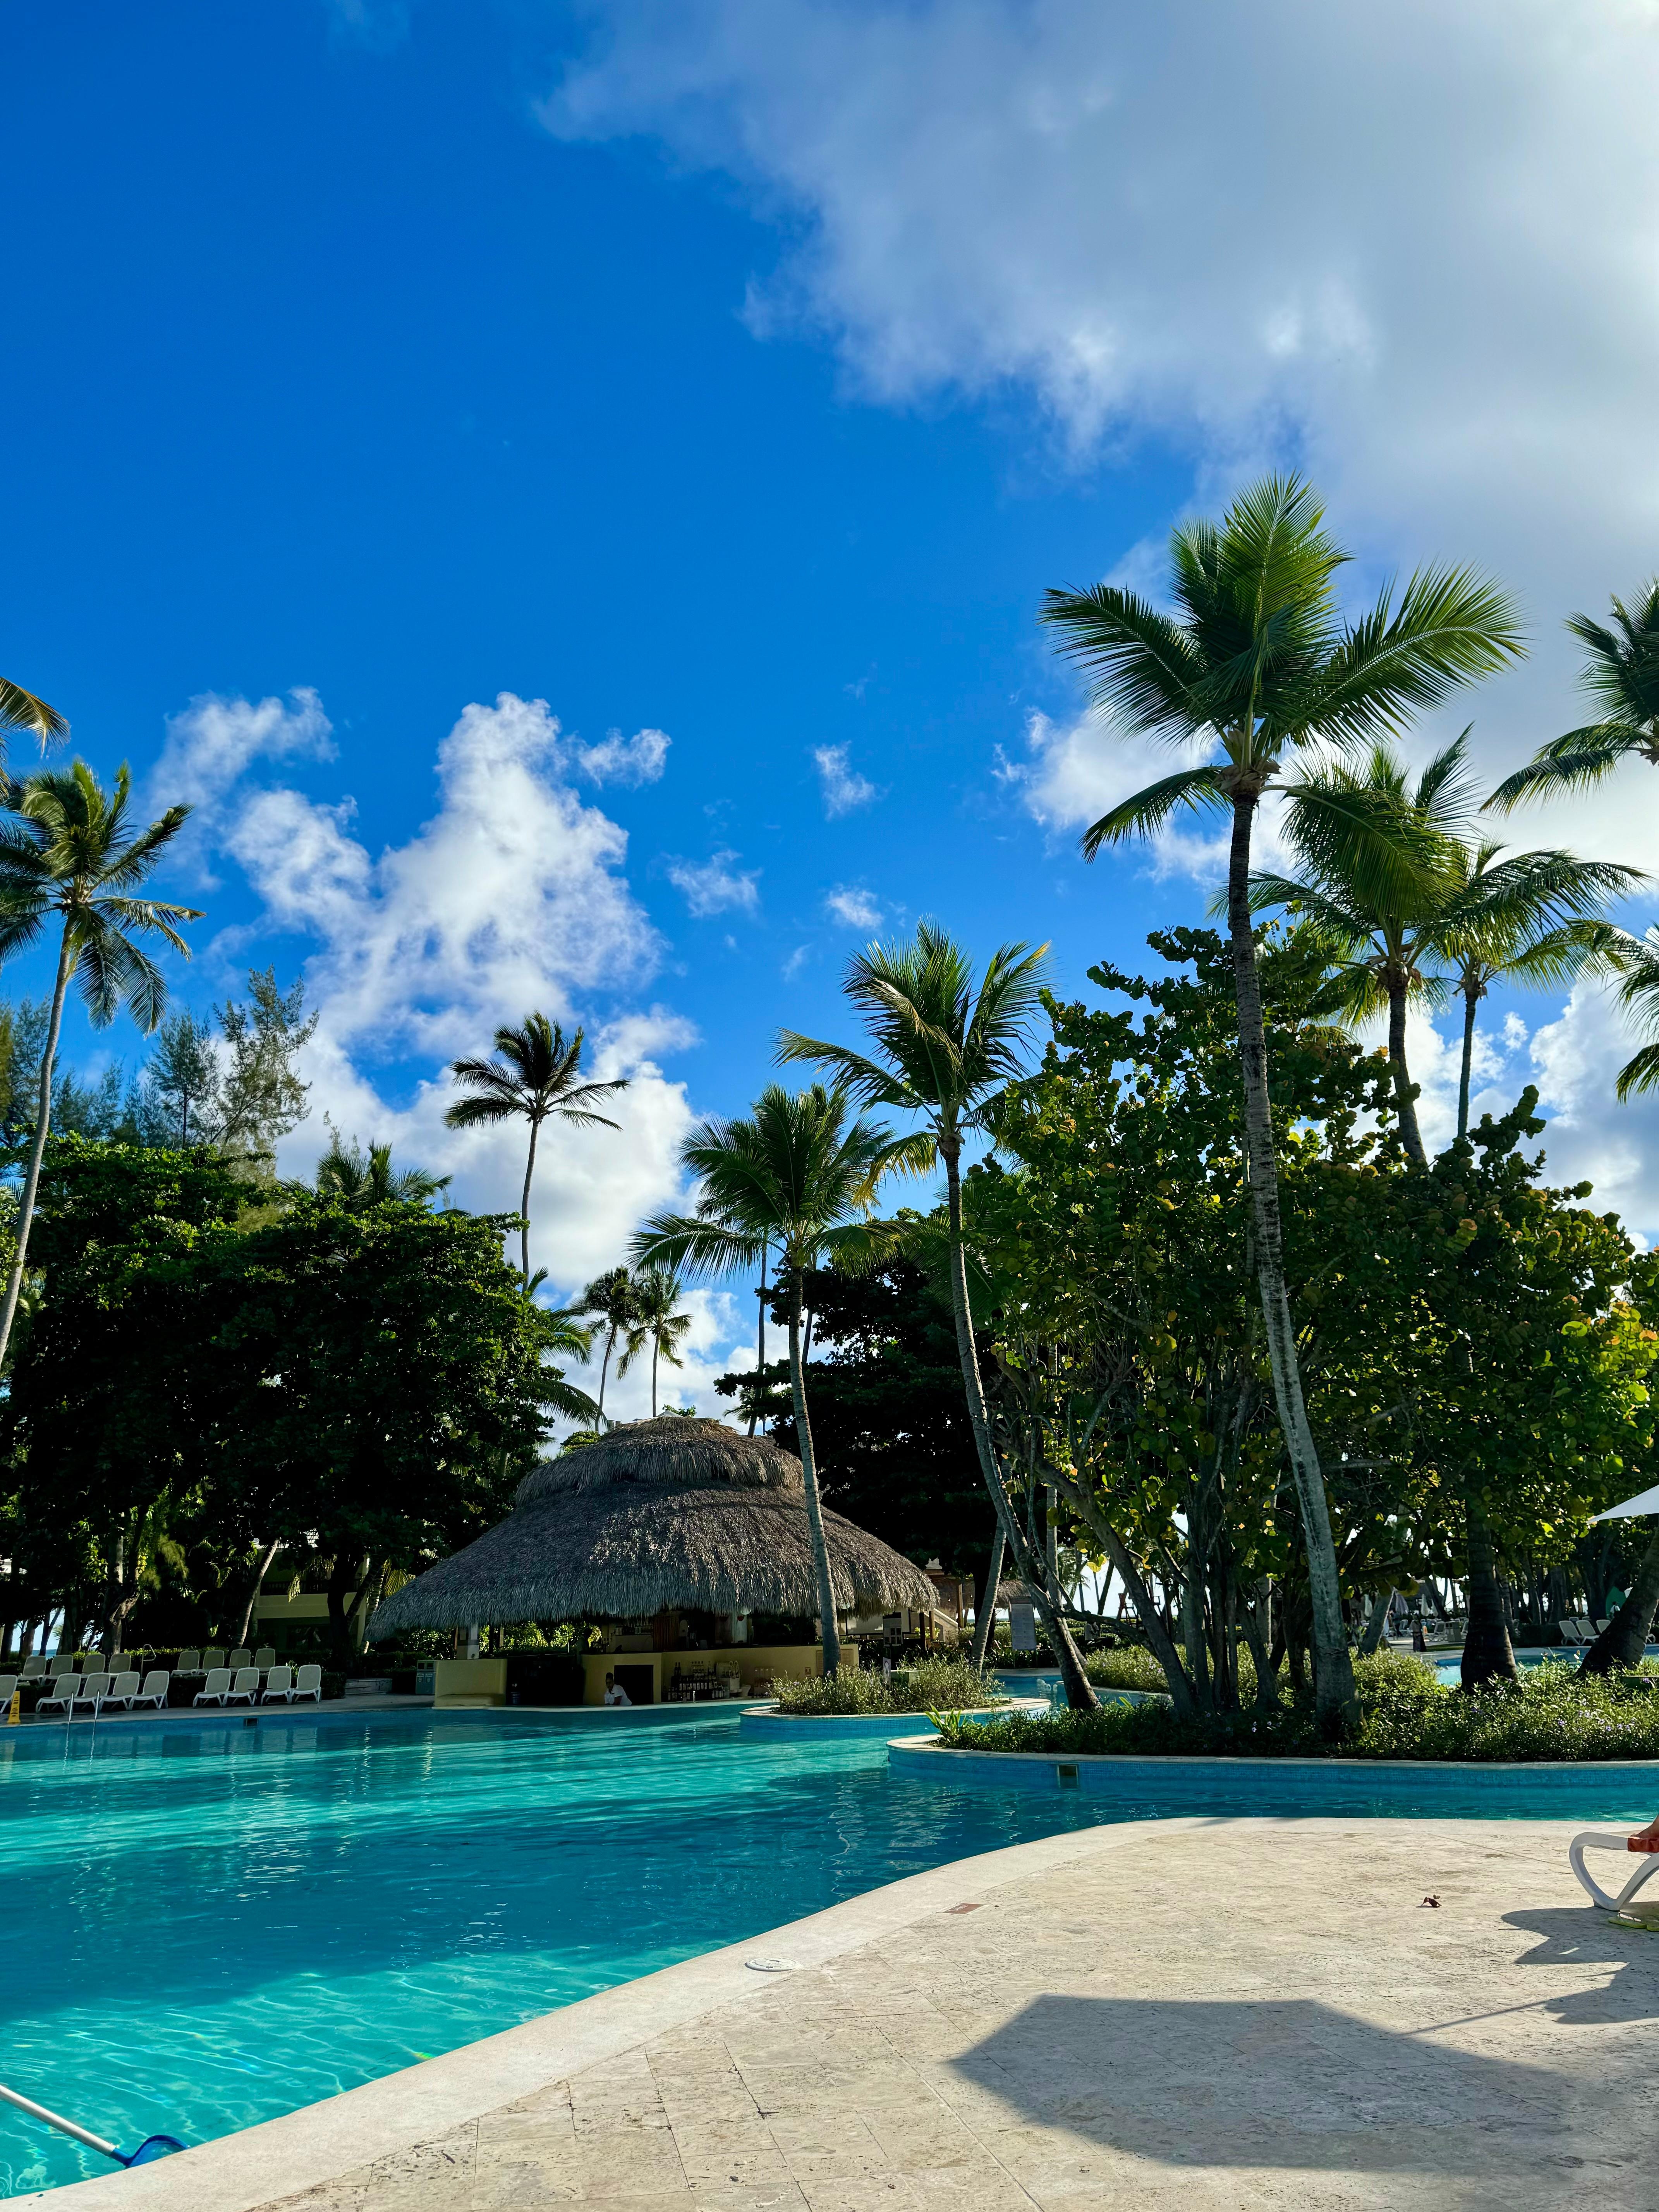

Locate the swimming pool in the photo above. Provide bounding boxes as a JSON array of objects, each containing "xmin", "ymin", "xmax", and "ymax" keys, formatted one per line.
[
  {"xmin": 0, "ymin": 1706, "xmax": 1111, "ymax": 2196},
  {"xmin": 0, "ymin": 1701, "xmax": 1645, "ymax": 2198}
]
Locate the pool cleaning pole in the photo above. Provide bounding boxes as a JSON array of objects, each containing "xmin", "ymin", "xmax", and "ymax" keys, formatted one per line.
[{"xmin": 0, "ymin": 2078, "xmax": 181, "ymax": 2166}]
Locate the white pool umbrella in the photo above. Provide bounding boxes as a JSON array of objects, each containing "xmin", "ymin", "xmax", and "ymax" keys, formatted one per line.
[{"xmin": 1591, "ymin": 1483, "xmax": 1659, "ymax": 1522}]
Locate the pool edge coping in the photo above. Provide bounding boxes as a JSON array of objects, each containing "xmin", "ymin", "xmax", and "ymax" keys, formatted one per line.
[{"xmin": 22, "ymin": 1814, "xmax": 1214, "ymax": 2211}]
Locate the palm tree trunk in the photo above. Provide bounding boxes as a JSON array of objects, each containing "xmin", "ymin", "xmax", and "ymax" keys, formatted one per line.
[
  {"xmin": 1579, "ymin": 1523, "xmax": 1659, "ymax": 1676},
  {"xmin": 1224, "ymin": 789, "xmax": 1355, "ymax": 1730},
  {"xmin": 968, "ymin": 1527, "xmax": 1004, "ymax": 1669},
  {"xmin": 1047, "ymin": 1461, "xmax": 1198, "ymax": 1716},
  {"xmin": 940, "ymin": 1144, "xmax": 1097, "ymax": 1712},
  {"xmin": 597, "ymin": 1328, "xmax": 614, "ymax": 1424},
  {"xmin": 749, "ymin": 1243, "xmax": 768, "ymax": 1436},
  {"xmin": 1359, "ymin": 1589, "xmax": 1395, "ymax": 1655},
  {"xmin": 1460, "ymin": 1488, "xmax": 1518, "ymax": 1688},
  {"xmin": 235, "ymin": 1537, "xmax": 283, "ymax": 1651},
  {"xmin": 519, "ymin": 1119, "xmax": 540, "ymax": 1280},
  {"xmin": 1457, "ymin": 981, "xmax": 1479, "ymax": 1143},
  {"xmin": 1387, "ymin": 979, "xmax": 1428, "ymax": 1166},
  {"xmin": 787, "ymin": 1271, "xmax": 840, "ymax": 1673},
  {"xmin": 0, "ymin": 924, "xmax": 72, "ymax": 1376},
  {"xmin": 651, "ymin": 1333, "xmax": 659, "ymax": 1417}
]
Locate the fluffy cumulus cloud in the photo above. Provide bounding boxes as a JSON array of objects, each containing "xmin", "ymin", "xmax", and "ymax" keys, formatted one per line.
[
  {"xmin": 177, "ymin": 688, "xmax": 752, "ymax": 1401},
  {"xmin": 812, "ymin": 742, "xmax": 879, "ymax": 817},
  {"xmin": 664, "ymin": 848, "xmax": 761, "ymax": 916},
  {"xmin": 547, "ymin": 0, "xmax": 1659, "ymax": 871},
  {"xmin": 149, "ymin": 687, "xmax": 335, "ymax": 880},
  {"xmin": 824, "ymin": 884, "xmax": 881, "ymax": 930},
  {"xmin": 573, "ymin": 724, "xmax": 671, "ymax": 787}
]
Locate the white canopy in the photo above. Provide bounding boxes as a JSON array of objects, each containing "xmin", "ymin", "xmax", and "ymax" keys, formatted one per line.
[{"xmin": 1592, "ymin": 1484, "xmax": 1659, "ymax": 1522}]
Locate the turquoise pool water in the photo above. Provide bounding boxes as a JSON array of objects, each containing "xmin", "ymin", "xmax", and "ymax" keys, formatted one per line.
[
  {"xmin": 0, "ymin": 1707, "xmax": 1108, "ymax": 2195},
  {"xmin": 2, "ymin": 1702, "xmax": 1648, "ymax": 2198}
]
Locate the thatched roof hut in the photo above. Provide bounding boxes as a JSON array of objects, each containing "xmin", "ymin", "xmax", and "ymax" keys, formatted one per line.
[{"xmin": 369, "ymin": 1416, "xmax": 935, "ymax": 1638}]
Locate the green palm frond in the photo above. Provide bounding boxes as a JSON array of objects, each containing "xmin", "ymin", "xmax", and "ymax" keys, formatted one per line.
[
  {"xmin": 1079, "ymin": 766, "xmax": 1229, "ymax": 860},
  {"xmin": 0, "ymin": 677, "xmax": 67, "ymax": 749}
]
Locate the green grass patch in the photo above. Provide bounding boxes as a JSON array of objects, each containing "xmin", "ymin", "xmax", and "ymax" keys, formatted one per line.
[
  {"xmin": 774, "ymin": 1657, "xmax": 1005, "ymax": 1717},
  {"xmin": 932, "ymin": 1650, "xmax": 1659, "ymax": 1763}
]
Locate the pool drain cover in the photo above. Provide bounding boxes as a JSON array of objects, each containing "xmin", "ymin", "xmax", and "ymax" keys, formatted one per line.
[{"xmin": 745, "ymin": 1958, "xmax": 799, "ymax": 1973}]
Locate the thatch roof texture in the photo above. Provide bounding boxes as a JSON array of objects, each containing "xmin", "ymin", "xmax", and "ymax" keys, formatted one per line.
[{"xmin": 369, "ymin": 1416, "xmax": 935, "ymax": 1638}]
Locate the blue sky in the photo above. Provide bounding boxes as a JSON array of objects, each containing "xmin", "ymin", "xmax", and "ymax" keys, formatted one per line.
[{"xmin": 4, "ymin": 2, "xmax": 1658, "ymax": 1411}]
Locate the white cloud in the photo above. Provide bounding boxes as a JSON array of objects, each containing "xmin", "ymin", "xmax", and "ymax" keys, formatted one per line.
[
  {"xmin": 547, "ymin": 1, "xmax": 1659, "ymax": 870},
  {"xmin": 812, "ymin": 742, "xmax": 880, "ymax": 817},
  {"xmin": 665, "ymin": 848, "xmax": 761, "ymax": 916},
  {"xmin": 574, "ymin": 725, "xmax": 671, "ymax": 787},
  {"xmin": 824, "ymin": 884, "xmax": 882, "ymax": 930},
  {"xmin": 149, "ymin": 687, "xmax": 334, "ymax": 881}
]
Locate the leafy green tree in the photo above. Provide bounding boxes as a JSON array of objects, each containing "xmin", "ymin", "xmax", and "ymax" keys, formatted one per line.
[
  {"xmin": 0, "ymin": 762, "xmax": 199, "ymax": 1376},
  {"xmin": 778, "ymin": 925, "xmax": 1097, "ymax": 1705},
  {"xmin": 579, "ymin": 1264, "xmax": 639, "ymax": 1425},
  {"xmin": 635, "ymin": 1083, "xmax": 908, "ymax": 1672},
  {"xmin": 1489, "ymin": 580, "xmax": 1659, "ymax": 812},
  {"xmin": 139, "ymin": 1008, "xmax": 221, "ymax": 1144},
  {"xmin": 716, "ymin": 1257, "xmax": 995, "ymax": 1586},
  {"xmin": 1041, "ymin": 476, "xmax": 1523, "ymax": 1726},
  {"xmin": 215, "ymin": 968, "xmax": 316, "ymax": 1163},
  {"xmin": 445, "ymin": 1015, "xmax": 628, "ymax": 1279},
  {"xmin": 313, "ymin": 1129, "xmax": 450, "ymax": 1209}
]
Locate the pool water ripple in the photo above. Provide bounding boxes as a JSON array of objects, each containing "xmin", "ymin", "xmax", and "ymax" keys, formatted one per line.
[{"xmin": 0, "ymin": 1711, "xmax": 1104, "ymax": 2195}]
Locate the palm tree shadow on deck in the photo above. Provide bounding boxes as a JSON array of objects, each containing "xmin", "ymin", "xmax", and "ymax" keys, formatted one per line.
[{"xmin": 947, "ymin": 1987, "xmax": 1649, "ymax": 2186}]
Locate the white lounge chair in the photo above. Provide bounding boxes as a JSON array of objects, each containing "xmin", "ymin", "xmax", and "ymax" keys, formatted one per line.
[
  {"xmin": 133, "ymin": 1670, "xmax": 170, "ymax": 1711},
  {"xmin": 201, "ymin": 1648, "xmax": 226, "ymax": 1671},
  {"xmin": 253, "ymin": 1647, "xmax": 276, "ymax": 1672},
  {"xmin": 0, "ymin": 1674, "xmax": 16, "ymax": 1709},
  {"xmin": 260, "ymin": 1665, "xmax": 294, "ymax": 1703},
  {"xmin": 100, "ymin": 1671, "xmax": 142, "ymax": 1712},
  {"xmin": 1558, "ymin": 1619, "xmax": 1585, "ymax": 1645},
  {"xmin": 69, "ymin": 1673, "xmax": 112, "ymax": 1716},
  {"xmin": 1595, "ymin": 1618, "xmax": 1611, "ymax": 1635},
  {"xmin": 177, "ymin": 1649, "xmax": 201, "ymax": 1674},
  {"xmin": 20, "ymin": 1655, "xmax": 46, "ymax": 1680},
  {"xmin": 194, "ymin": 1666, "xmax": 233, "ymax": 1707},
  {"xmin": 34, "ymin": 1673, "xmax": 79, "ymax": 1715},
  {"xmin": 228, "ymin": 1648, "xmax": 252, "ymax": 1671},
  {"xmin": 1570, "ymin": 1830, "xmax": 1659, "ymax": 1913},
  {"xmin": 224, "ymin": 1666, "xmax": 261, "ymax": 1707},
  {"xmin": 291, "ymin": 1664, "xmax": 323, "ymax": 1704}
]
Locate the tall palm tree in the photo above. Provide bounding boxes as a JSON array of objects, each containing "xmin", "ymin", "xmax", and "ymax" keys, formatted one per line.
[
  {"xmin": 1489, "ymin": 580, "xmax": 1659, "ymax": 813},
  {"xmin": 0, "ymin": 761, "xmax": 200, "ymax": 1373},
  {"xmin": 314, "ymin": 1131, "xmax": 451, "ymax": 1209},
  {"xmin": 579, "ymin": 1264, "xmax": 639, "ymax": 1426},
  {"xmin": 633, "ymin": 1083, "xmax": 910, "ymax": 1673},
  {"xmin": 616, "ymin": 1263, "xmax": 693, "ymax": 1418},
  {"xmin": 1245, "ymin": 737, "xmax": 1474, "ymax": 1166},
  {"xmin": 1041, "ymin": 475, "xmax": 1523, "ymax": 1728},
  {"xmin": 777, "ymin": 926, "xmax": 1099, "ymax": 1709},
  {"xmin": 1577, "ymin": 924, "xmax": 1659, "ymax": 1100},
  {"xmin": 446, "ymin": 1015, "xmax": 629, "ymax": 1278},
  {"xmin": 1432, "ymin": 841, "xmax": 1641, "ymax": 1140}
]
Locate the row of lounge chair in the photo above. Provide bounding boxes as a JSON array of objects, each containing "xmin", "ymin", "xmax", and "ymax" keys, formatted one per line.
[
  {"xmin": 2, "ymin": 1663, "xmax": 324, "ymax": 1715},
  {"xmin": 1558, "ymin": 1618, "xmax": 1613, "ymax": 1644},
  {"xmin": 14, "ymin": 1645, "xmax": 283, "ymax": 1680}
]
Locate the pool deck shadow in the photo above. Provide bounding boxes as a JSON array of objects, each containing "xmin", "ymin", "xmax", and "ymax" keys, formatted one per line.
[{"xmin": 28, "ymin": 1815, "xmax": 1659, "ymax": 2212}]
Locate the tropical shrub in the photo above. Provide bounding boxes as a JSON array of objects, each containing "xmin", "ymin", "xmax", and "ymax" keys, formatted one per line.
[{"xmin": 775, "ymin": 1656, "xmax": 1003, "ymax": 1716}]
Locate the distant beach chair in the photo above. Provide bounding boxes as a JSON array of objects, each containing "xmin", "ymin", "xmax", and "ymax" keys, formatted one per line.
[
  {"xmin": 69, "ymin": 1673, "xmax": 112, "ymax": 1716},
  {"xmin": 253, "ymin": 1647, "xmax": 276, "ymax": 1672},
  {"xmin": 34, "ymin": 1673, "xmax": 79, "ymax": 1716},
  {"xmin": 100, "ymin": 1671, "xmax": 142, "ymax": 1713},
  {"xmin": 228, "ymin": 1648, "xmax": 252, "ymax": 1671},
  {"xmin": 290, "ymin": 1664, "xmax": 323, "ymax": 1704},
  {"xmin": 21, "ymin": 1655, "xmax": 46, "ymax": 1680},
  {"xmin": 224, "ymin": 1666, "xmax": 261, "ymax": 1707},
  {"xmin": 1558, "ymin": 1619, "xmax": 1586, "ymax": 1645},
  {"xmin": 1570, "ymin": 1830, "xmax": 1659, "ymax": 1914},
  {"xmin": 260, "ymin": 1665, "xmax": 294, "ymax": 1703},
  {"xmin": 177, "ymin": 1649, "xmax": 201, "ymax": 1674},
  {"xmin": 0, "ymin": 1675, "xmax": 16, "ymax": 1709},
  {"xmin": 201, "ymin": 1648, "xmax": 226, "ymax": 1671},
  {"xmin": 1595, "ymin": 1618, "xmax": 1611, "ymax": 1635},
  {"xmin": 133, "ymin": 1670, "xmax": 170, "ymax": 1711},
  {"xmin": 194, "ymin": 1667, "xmax": 233, "ymax": 1707}
]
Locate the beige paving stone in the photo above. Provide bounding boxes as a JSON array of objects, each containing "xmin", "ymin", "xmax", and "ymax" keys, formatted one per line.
[{"xmin": 161, "ymin": 1818, "xmax": 1659, "ymax": 2212}]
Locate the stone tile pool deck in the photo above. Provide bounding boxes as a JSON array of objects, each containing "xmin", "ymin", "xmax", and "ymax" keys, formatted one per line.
[{"xmin": 36, "ymin": 1812, "xmax": 1659, "ymax": 2212}]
